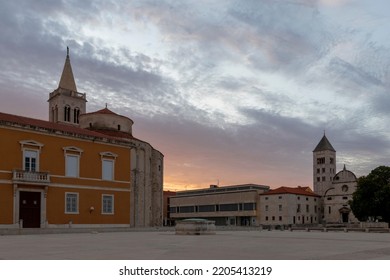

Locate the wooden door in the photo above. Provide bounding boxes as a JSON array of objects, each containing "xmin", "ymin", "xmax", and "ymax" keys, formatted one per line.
[{"xmin": 19, "ymin": 191, "xmax": 41, "ymax": 228}]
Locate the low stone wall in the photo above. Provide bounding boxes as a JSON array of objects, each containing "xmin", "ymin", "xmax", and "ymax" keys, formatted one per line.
[
  {"xmin": 360, "ymin": 222, "xmax": 389, "ymax": 228},
  {"xmin": 175, "ymin": 219, "xmax": 216, "ymax": 235}
]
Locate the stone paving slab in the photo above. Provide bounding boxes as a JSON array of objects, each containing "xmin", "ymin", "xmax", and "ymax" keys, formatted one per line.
[{"xmin": 1, "ymin": 230, "xmax": 390, "ymax": 260}]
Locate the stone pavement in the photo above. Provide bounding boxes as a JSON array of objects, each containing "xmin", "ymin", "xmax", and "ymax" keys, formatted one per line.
[{"xmin": 1, "ymin": 229, "xmax": 390, "ymax": 260}]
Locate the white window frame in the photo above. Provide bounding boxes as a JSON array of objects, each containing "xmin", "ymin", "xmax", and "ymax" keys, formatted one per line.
[
  {"xmin": 63, "ymin": 146, "xmax": 83, "ymax": 178},
  {"xmin": 100, "ymin": 152, "xmax": 117, "ymax": 181},
  {"xmin": 102, "ymin": 159, "xmax": 114, "ymax": 181},
  {"xmin": 23, "ymin": 149, "xmax": 39, "ymax": 172},
  {"xmin": 65, "ymin": 192, "xmax": 79, "ymax": 214},
  {"xmin": 20, "ymin": 140, "xmax": 43, "ymax": 172},
  {"xmin": 102, "ymin": 194, "xmax": 114, "ymax": 214},
  {"xmin": 65, "ymin": 154, "xmax": 80, "ymax": 177}
]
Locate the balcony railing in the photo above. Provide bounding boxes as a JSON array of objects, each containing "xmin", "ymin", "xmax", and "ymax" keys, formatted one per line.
[{"xmin": 13, "ymin": 170, "xmax": 50, "ymax": 184}]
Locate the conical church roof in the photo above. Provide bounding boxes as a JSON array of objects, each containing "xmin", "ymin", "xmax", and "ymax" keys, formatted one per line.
[
  {"xmin": 313, "ymin": 134, "xmax": 335, "ymax": 152},
  {"xmin": 58, "ymin": 47, "xmax": 77, "ymax": 92}
]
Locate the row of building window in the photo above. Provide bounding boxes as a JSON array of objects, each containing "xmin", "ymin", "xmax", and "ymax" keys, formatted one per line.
[
  {"xmin": 170, "ymin": 203, "xmax": 256, "ymax": 214},
  {"xmin": 326, "ymin": 196, "xmax": 349, "ymax": 201},
  {"xmin": 264, "ymin": 204, "xmax": 317, "ymax": 213},
  {"xmin": 316, "ymin": 157, "xmax": 334, "ymax": 164},
  {"xmin": 65, "ymin": 193, "xmax": 114, "ymax": 214},
  {"xmin": 22, "ymin": 147, "xmax": 117, "ymax": 181},
  {"xmin": 51, "ymin": 106, "xmax": 80, "ymax": 124},
  {"xmin": 265, "ymin": 216, "xmax": 317, "ymax": 223},
  {"xmin": 264, "ymin": 196, "xmax": 317, "ymax": 202},
  {"xmin": 316, "ymin": 168, "xmax": 335, "ymax": 174},
  {"xmin": 316, "ymin": 176, "xmax": 333, "ymax": 182}
]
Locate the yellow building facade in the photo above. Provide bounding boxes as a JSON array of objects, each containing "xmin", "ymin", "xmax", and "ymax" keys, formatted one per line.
[
  {"xmin": 0, "ymin": 114, "xmax": 132, "ymax": 228},
  {"xmin": 0, "ymin": 49, "xmax": 163, "ymax": 228}
]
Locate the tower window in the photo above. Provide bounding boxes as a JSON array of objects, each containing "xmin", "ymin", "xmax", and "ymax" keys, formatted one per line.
[
  {"xmin": 330, "ymin": 158, "xmax": 334, "ymax": 164},
  {"xmin": 322, "ymin": 168, "xmax": 325, "ymax": 173},
  {"xmin": 317, "ymin": 157, "xmax": 325, "ymax": 164},
  {"xmin": 73, "ymin": 107, "xmax": 80, "ymax": 124},
  {"xmin": 64, "ymin": 105, "xmax": 71, "ymax": 122},
  {"xmin": 55, "ymin": 106, "xmax": 58, "ymax": 122}
]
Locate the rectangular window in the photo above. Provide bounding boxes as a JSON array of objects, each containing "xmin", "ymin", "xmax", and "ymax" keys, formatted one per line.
[
  {"xmin": 65, "ymin": 155, "xmax": 79, "ymax": 177},
  {"xmin": 279, "ymin": 216, "xmax": 282, "ymax": 221},
  {"xmin": 297, "ymin": 204, "xmax": 301, "ymax": 213},
  {"xmin": 279, "ymin": 205, "xmax": 282, "ymax": 211},
  {"xmin": 102, "ymin": 195, "xmax": 114, "ymax": 214},
  {"xmin": 265, "ymin": 205, "xmax": 269, "ymax": 211},
  {"xmin": 24, "ymin": 150, "xmax": 38, "ymax": 172},
  {"xmin": 198, "ymin": 205, "xmax": 215, "ymax": 212},
  {"xmin": 220, "ymin": 203, "xmax": 238, "ymax": 212},
  {"xmin": 65, "ymin": 193, "xmax": 78, "ymax": 214},
  {"xmin": 102, "ymin": 159, "xmax": 114, "ymax": 180},
  {"xmin": 243, "ymin": 203, "xmax": 256, "ymax": 210},
  {"xmin": 179, "ymin": 206, "xmax": 195, "ymax": 213}
]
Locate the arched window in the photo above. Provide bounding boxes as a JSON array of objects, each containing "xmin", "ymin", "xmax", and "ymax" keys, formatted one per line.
[
  {"xmin": 64, "ymin": 105, "xmax": 71, "ymax": 122},
  {"xmin": 55, "ymin": 105, "xmax": 58, "ymax": 122},
  {"xmin": 73, "ymin": 107, "xmax": 80, "ymax": 124}
]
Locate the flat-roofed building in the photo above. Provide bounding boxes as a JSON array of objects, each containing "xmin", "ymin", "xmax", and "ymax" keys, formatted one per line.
[{"xmin": 169, "ymin": 184, "xmax": 270, "ymax": 226}]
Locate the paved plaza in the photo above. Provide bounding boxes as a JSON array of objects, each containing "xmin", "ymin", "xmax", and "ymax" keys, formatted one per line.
[{"xmin": 1, "ymin": 229, "xmax": 390, "ymax": 260}]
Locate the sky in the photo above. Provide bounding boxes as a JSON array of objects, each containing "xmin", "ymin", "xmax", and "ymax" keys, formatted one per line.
[{"xmin": 1, "ymin": 0, "xmax": 389, "ymax": 191}]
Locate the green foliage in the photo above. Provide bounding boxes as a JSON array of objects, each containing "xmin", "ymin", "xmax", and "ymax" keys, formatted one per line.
[{"xmin": 350, "ymin": 166, "xmax": 390, "ymax": 222}]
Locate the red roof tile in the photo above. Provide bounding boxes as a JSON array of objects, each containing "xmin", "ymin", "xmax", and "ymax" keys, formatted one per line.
[
  {"xmin": 261, "ymin": 186, "xmax": 319, "ymax": 197},
  {"xmin": 93, "ymin": 108, "xmax": 118, "ymax": 115},
  {"xmin": 81, "ymin": 107, "xmax": 133, "ymax": 122},
  {"xmin": 0, "ymin": 111, "xmax": 132, "ymax": 144}
]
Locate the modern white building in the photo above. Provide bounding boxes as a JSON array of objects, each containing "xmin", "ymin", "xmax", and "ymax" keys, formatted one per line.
[{"xmin": 169, "ymin": 184, "xmax": 270, "ymax": 226}]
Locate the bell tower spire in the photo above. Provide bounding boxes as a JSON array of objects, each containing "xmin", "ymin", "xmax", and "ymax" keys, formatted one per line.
[
  {"xmin": 58, "ymin": 46, "xmax": 77, "ymax": 92},
  {"xmin": 48, "ymin": 47, "xmax": 87, "ymax": 125}
]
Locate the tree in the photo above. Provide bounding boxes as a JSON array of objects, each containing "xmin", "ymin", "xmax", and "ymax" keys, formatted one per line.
[{"xmin": 350, "ymin": 166, "xmax": 390, "ymax": 223}]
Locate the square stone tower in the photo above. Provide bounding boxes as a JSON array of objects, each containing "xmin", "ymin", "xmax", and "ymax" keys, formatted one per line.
[{"xmin": 313, "ymin": 134, "xmax": 336, "ymax": 196}]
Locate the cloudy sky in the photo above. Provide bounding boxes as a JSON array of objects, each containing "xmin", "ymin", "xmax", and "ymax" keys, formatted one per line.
[{"xmin": 1, "ymin": 0, "xmax": 389, "ymax": 191}]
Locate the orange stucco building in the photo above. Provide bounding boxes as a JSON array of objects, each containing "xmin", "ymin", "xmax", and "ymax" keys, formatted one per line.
[{"xmin": 0, "ymin": 48, "xmax": 163, "ymax": 228}]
